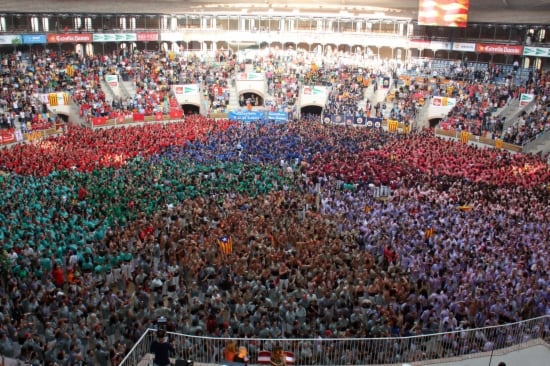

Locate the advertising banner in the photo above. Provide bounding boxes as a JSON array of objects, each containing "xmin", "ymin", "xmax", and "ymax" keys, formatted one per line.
[
  {"xmin": 132, "ymin": 113, "xmax": 145, "ymax": 122},
  {"xmin": 523, "ymin": 46, "xmax": 550, "ymax": 58},
  {"xmin": 429, "ymin": 41, "xmax": 452, "ymax": 51},
  {"xmin": 519, "ymin": 93, "xmax": 535, "ymax": 107},
  {"xmin": 452, "ymin": 42, "xmax": 476, "ymax": 52},
  {"xmin": 160, "ymin": 32, "xmax": 183, "ymax": 42},
  {"xmin": 408, "ymin": 40, "xmax": 430, "ymax": 49},
  {"xmin": 236, "ymin": 72, "xmax": 264, "ymax": 81},
  {"xmin": 353, "ymin": 116, "xmax": 383, "ymax": 126},
  {"xmin": 228, "ymin": 110, "xmax": 265, "ymax": 122},
  {"xmin": 0, "ymin": 129, "xmax": 16, "ymax": 145},
  {"xmin": 47, "ymin": 33, "xmax": 93, "ymax": 43},
  {"xmin": 267, "ymin": 111, "xmax": 288, "ymax": 122},
  {"xmin": 0, "ymin": 35, "xmax": 21, "ymax": 45},
  {"xmin": 92, "ymin": 117, "xmax": 107, "ymax": 126},
  {"xmin": 322, "ymin": 115, "xmax": 383, "ymax": 127},
  {"xmin": 22, "ymin": 34, "xmax": 47, "ymax": 44},
  {"xmin": 93, "ymin": 33, "xmax": 137, "ymax": 42},
  {"xmin": 105, "ymin": 75, "xmax": 119, "ymax": 88},
  {"xmin": 300, "ymin": 85, "xmax": 328, "ymax": 107},
  {"xmin": 169, "ymin": 109, "xmax": 184, "ymax": 119},
  {"xmin": 431, "ymin": 96, "xmax": 456, "ymax": 107},
  {"xmin": 137, "ymin": 32, "xmax": 159, "ymax": 42},
  {"xmin": 172, "ymin": 84, "xmax": 201, "ymax": 106},
  {"xmin": 475, "ymin": 43, "xmax": 523, "ymax": 55},
  {"xmin": 235, "ymin": 74, "xmax": 266, "ymax": 100}
]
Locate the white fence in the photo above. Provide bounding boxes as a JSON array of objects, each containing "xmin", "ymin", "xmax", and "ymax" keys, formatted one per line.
[{"xmin": 119, "ymin": 315, "xmax": 549, "ymax": 366}]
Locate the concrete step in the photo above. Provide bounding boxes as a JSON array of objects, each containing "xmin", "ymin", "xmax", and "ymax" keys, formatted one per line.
[
  {"xmin": 121, "ymin": 80, "xmax": 137, "ymax": 99},
  {"xmin": 99, "ymin": 80, "xmax": 115, "ymax": 103}
]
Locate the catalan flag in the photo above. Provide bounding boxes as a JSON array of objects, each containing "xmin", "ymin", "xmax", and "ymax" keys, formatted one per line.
[
  {"xmin": 66, "ymin": 64, "xmax": 75, "ymax": 77},
  {"xmin": 460, "ymin": 130, "xmax": 470, "ymax": 144},
  {"xmin": 364, "ymin": 205, "xmax": 373, "ymax": 214},
  {"xmin": 495, "ymin": 138, "xmax": 503, "ymax": 149},
  {"xmin": 217, "ymin": 235, "xmax": 233, "ymax": 255},
  {"xmin": 48, "ymin": 92, "xmax": 70, "ymax": 106},
  {"xmin": 457, "ymin": 205, "xmax": 473, "ymax": 212},
  {"xmin": 388, "ymin": 119, "xmax": 399, "ymax": 133},
  {"xmin": 48, "ymin": 93, "xmax": 58, "ymax": 106},
  {"xmin": 424, "ymin": 226, "xmax": 434, "ymax": 239}
]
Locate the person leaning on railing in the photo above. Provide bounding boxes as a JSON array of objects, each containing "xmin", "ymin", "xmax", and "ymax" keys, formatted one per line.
[{"xmin": 150, "ymin": 330, "xmax": 175, "ymax": 366}]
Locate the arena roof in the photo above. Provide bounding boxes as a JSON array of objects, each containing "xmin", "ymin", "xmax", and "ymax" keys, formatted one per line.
[{"xmin": 2, "ymin": 0, "xmax": 550, "ymax": 25}]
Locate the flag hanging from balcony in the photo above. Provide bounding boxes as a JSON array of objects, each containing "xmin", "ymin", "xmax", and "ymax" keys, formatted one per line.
[{"xmin": 217, "ymin": 235, "xmax": 233, "ymax": 255}]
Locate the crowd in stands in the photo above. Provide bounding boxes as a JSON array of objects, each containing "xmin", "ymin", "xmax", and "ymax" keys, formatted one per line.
[
  {"xmin": 414, "ymin": 61, "xmax": 550, "ymax": 145},
  {"xmin": 501, "ymin": 77, "xmax": 550, "ymax": 145},
  {"xmin": 0, "ymin": 52, "xmax": 64, "ymax": 133},
  {"xmin": 0, "ymin": 107, "xmax": 549, "ymax": 365}
]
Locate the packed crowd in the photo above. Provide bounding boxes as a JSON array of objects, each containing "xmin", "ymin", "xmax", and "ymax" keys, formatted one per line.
[
  {"xmin": 432, "ymin": 68, "xmax": 549, "ymax": 145},
  {"xmin": 502, "ymin": 89, "xmax": 550, "ymax": 145},
  {"xmin": 0, "ymin": 111, "xmax": 549, "ymax": 365},
  {"xmin": 0, "ymin": 52, "xmax": 64, "ymax": 133}
]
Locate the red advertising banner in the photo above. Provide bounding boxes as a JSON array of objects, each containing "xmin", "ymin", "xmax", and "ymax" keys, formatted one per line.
[
  {"xmin": 47, "ymin": 33, "xmax": 93, "ymax": 43},
  {"xmin": 476, "ymin": 43, "xmax": 523, "ymax": 55},
  {"xmin": 0, "ymin": 129, "xmax": 16, "ymax": 145},
  {"xmin": 169, "ymin": 109, "xmax": 183, "ymax": 119},
  {"xmin": 137, "ymin": 32, "xmax": 159, "ymax": 42},
  {"xmin": 155, "ymin": 111, "xmax": 163, "ymax": 121},
  {"xmin": 133, "ymin": 113, "xmax": 145, "ymax": 122},
  {"xmin": 92, "ymin": 117, "xmax": 107, "ymax": 126}
]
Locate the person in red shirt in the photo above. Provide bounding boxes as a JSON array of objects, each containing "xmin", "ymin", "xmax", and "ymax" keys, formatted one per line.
[
  {"xmin": 383, "ymin": 244, "xmax": 398, "ymax": 269},
  {"xmin": 52, "ymin": 263, "xmax": 64, "ymax": 287}
]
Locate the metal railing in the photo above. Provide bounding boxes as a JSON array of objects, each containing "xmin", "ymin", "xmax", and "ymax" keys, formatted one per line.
[{"xmin": 119, "ymin": 315, "xmax": 549, "ymax": 366}]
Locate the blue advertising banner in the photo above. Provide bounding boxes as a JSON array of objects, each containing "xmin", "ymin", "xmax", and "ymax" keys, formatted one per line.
[
  {"xmin": 356, "ymin": 117, "xmax": 382, "ymax": 126},
  {"xmin": 22, "ymin": 34, "xmax": 47, "ymax": 44},
  {"xmin": 267, "ymin": 111, "xmax": 288, "ymax": 122},
  {"xmin": 331, "ymin": 114, "xmax": 345, "ymax": 124},
  {"xmin": 323, "ymin": 114, "xmax": 383, "ymax": 127},
  {"xmin": 228, "ymin": 110, "xmax": 265, "ymax": 122}
]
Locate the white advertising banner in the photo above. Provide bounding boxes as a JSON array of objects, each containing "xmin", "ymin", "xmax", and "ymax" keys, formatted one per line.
[
  {"xmin": 452, "ymin": 42, "xmax": 476, "ymax": 52},
  {"xmin": 235, "ymin": 72, "xmax": 265, "ymax": 98},
  {"xmin": 523, "ymin": 46, "xmax": 550, "ymax": 58},
  {"xmin": 160, "ymin": 32, "xmax": 183, "ymax": 42},
  {"xmin": 105, "ymin": 74, "xmax": 119, "ymax": 88},
  {"xmin": 0, "ymin": 35, "xmax": 21, "ymax": 45},
  {"xmin": 300, "ymin": 85, "xmax": 329, "ymax": 108},
  {"xmin": 173, "ymin": 84, "xmax": 202, "ymax": 106},
  {"xmin": 430, "ymin": 41, "xmax": 452, "ymax": 51},
  {"xmin": 519, "ymin": 93, "xmax": 535, "ymax": 107}
]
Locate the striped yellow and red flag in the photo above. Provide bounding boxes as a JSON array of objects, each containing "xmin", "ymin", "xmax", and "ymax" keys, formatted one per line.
[
  {"xmin": 424, "ymin": 227, "xmax": 434, "ymax": 239},
  {"xmin": 217, "ymin": 235, "xmax": 233, "ymax": 255},
  {"xmin": 388, "ymin": 119, "xmax": 399, "ymax": 133},
  {"xmin": 460, "ymin": 130, "xmax": 470, "ymax": 144}
]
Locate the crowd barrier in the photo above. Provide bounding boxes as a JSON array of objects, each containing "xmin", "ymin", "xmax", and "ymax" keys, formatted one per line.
[
  {"xmin": 89, "ymin": 110, "xmax": 185, "ymax": 129},
  {"xmin": 0, "ymin": 124, "xmax": 64, "ymax": 147},
  {"xmin": 434, "ymin": 128, "xmax": 523, "ymax": 153},
  {"xmin": 119, "ymin": 316, "xmax": 549, "ymax": 366}
]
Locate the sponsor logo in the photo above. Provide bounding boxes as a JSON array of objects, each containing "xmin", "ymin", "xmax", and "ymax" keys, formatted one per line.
[
  {"xmin": 136, "ymin": 32, "xmax": 158, "ymax": 42},
  {"xmin": 476, "ymin": 44, "xmax": 523, "ymax": 55},
  {"xmin": 48, "ymin": 33, "xmax": 93, "ymax": 43}
]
